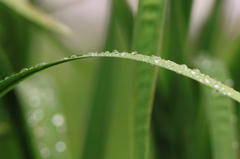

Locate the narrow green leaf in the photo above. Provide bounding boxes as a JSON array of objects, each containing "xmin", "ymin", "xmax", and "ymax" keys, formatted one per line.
[
  {"xmin": 196, "ymin": 54, "xmax": 238, "ymax": 159},
  {"xmin": 131, "ymin": 0, "xmax": 167, "ymax": 158},
  {"xmin": 80, "ymin": 1, "xmax": 133, "ymax": 158},
  {"xmin": 0, "ymin": 51, "xmax": 240, "ymax": 103},
  {"xmin": 0, "ymin": 0, "xmax": 71, "ymax": 35}
]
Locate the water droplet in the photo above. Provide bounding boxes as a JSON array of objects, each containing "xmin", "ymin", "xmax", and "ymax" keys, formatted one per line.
[
  {"xmin": 121, "ymin": 52, "xmax": 126, "ymax": 56},
  {"xmin": 70, "ymin": 55, "xmax": 77, "ymax": 58},
  {"xmin": 168, "ymin": 61, "xmax": 176, "ymax": 70},
  {"xmin": 191, "ymin": 70, "xmax": 196, "ymax": 75},
  {"xmin": 35, "ymin": 62, "xmax": 46, "ymax": 67},
  {"xmin": 20, "ymin": 68, "xmax": 29, "ymax": 73},
  {"xmin": 55, "ymin": 141, "xmax": 66, "ymax": 152},
  {"xmin": 177, "ymin": 70, "xmax": 182, "ymax": 74},
  {"xmin": 104, "ymin": 51, "xmax": 110, "ymax": 56},
  {"xmin": 227, "ymin": 92, "xmax": 232, "ymax": 96},
  {"xmin": 232, "ymin": 141, "xmax": 239, "ymax": 149},
  {"xmin": 61, "ymin": 57, "xmax": 69, "ymax": 60},
  {"xmin": 98, "ymin": 52, "xmax": 104, "ymax": 56},
  {"xmin": 180, "ymin": 64, "xmax": 188, "ymax": 71},
  {"xmin": 29, "ymin": 67, "xmax": 34, "ymax": 69},
  {"xmin": 40, "ymin": 147, "xmax": 50, "ymax": 158},
  {"xmin": 214, "ymin": 81, "xmax": 221, "ymax": 89},
  {"xmin": 91, "ymin": 52, "xmax": 97, "ymax": 57},
  {"xmin": 205, "ymin": 78, "xmax": 210, "ymax": 84},
  {"xmin": 155, "ymin": 59, "xmax": 159, "ymax": 64},
  {"xmin": 131, "ymin": 51, "xmax": 138, "ymax": 55},
  {"xmin": 4, "ymin": 77, "xmax": 9, "ymax": 80},
  {"xmin": 113, "ymin": 50, "xmax": 119, "ymax": 56},
  {"xmin": 52, "ymin": 114, "xmax": 64, "ymax": 127},
  {"xmin": 191, "ymin": 69, "xmax": 200, "ymax": 78}
]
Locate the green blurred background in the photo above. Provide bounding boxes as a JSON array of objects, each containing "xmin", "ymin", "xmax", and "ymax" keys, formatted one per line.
[{"xmin": 1, "ymin": 0, "xmax": 240, "ymax": 159}]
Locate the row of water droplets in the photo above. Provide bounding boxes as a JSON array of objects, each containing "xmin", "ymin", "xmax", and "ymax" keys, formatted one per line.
[
  {"xmin": 0, "ymin": 54, "xmax": 81, "ymax": 82},
  {"xmin": 1, "ymin": 50, "xmax": 238, "ymax": 99},
  {"xmin": 80, "ymin": 50, "xmax": 237, "ymax": 97}
]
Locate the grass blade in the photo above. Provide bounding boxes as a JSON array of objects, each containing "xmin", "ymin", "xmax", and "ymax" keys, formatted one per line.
[
  {"xmin": 0, "ymin": 0, "xmax": 71, "ymax": 35},
  {"xmin": 131, "ymin": 0, "xmax": 167, "ymax": 158},
  {"xmin": 80, "ymin": 1, "xmax": 133, "ymax": 158},
  {"xmin": 196, "ymin": 54, "xmax": 238, "ymax": 159},
  {"xmin": 0, "ymin": 44, "xmax": 34, "ymax": 158},
  {"xmin": 1, "ymin": 51, "xmax": 240, "ymax": 104}
]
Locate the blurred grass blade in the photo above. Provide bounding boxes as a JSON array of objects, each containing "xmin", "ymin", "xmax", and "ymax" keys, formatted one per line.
[
  {"xmin": 17, "ymin": 74, "xmax": 70, "ymax": 159},
  {"xmin": 80, "ymin": 0, "xmax": 133, "ymax": 158},
  {"xmin": 0, "ymin": 0, "xmax": 71, "ymax": 35},
  {"xmin": 196, "ymin": 54, "xmax": 239, "ymax": 159},
  {"xmin": 131, "ymin": 0, "xmax": 167, "ymax": 158},
  {"xmin": 0, "ymin": 45, "xmax": 29, "ymax": 159}
]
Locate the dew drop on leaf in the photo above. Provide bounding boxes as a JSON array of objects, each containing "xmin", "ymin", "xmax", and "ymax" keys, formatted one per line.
[
  {"xmin": 214, "ymin": 81, "xmax": 221, "ymax": 89},
  {"xmin": 70, "ymin": 55, "xmax": 77, "ymax": 58},
  {"xmin": 121, "ymin": 52, "xmax": 126, "ymax": 56},
  {"xmin": 154, "ymin": 59, "xmax": 159, "ymax": 64},
  {"xmin": 61, "ymin": 57, "xmax": 69, "ymax": 60},
  {"xmin": 205, "ymin": 78, "xmax": 210, "ymax": 84},
  {"xmin": 35, "ymin": 62, "xmax": 46, "ymax": 67},
  {"xmin": 131, "ymin": 51, "xmax": 138, "ymax": 55},
  {"xmin": 20, "ymin": 68, "xmax": 29, "ymax": 73}
]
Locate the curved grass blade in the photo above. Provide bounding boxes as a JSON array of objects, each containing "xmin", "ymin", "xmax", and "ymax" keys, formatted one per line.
[
  {"xmin": 131, "ymin": 0, "xmax": 167, "ymax": 158},
  {"xmin": 0, "ymin": 0, "xmax": 71, "ymax": 35},
  {"xmin": 196, "ymin": 54, "xmax": 239, "ymax": 159},
  {"xmin": 0, "ymin": 51, "xmax": 240, "ymax": 102}
]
